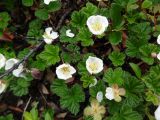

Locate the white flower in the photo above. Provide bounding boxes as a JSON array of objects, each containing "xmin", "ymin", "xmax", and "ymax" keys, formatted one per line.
[
  {"xmin": 105, "ymin": 87, "xmax": 114, "ymax": 100},
  {"xmin": 0, "ymin": 81, "xmax": 6, "ymax": 94},
  {"xmin": 56, "ymin": 63, "xmax": 76, "ymax": 80},
  {"xmin": 5, "ymin": 58, "xmax": 19, "ymax": 70},
  {"xmin": 43, "ymin": 27, "xmax": 59, "ymax": 44},
  {"xmin": 0, "ymin": 53, "xmax": 6, "ymax": 69},
  {"xmin": 66, "ymin": 29, "xmax": 75, "ymax": 38},
  {"xmin": 44, "ymin": 0, "xmax": 56, "ymax": 5},
  {"xmin": 86, "ymin": 15, "xmax": 108, "ymax": 35},
  {"xmin": 105, "ymin": 85, "xmax": 126, "ymax": 102},
  {"xmin": 96, "ymin": 91, "xmax": 103, "ymax": 102},
  {"xmin": 157, "ymin": 52, "xmax": 160, "ymax": 60},
  {"xmin": 157, "ymin": 35, "xmax": 160, "ymax": 45},
  {"xmin": 86, "ymin": 56, "xmax": 103, "ymax": 74},
  {"xmin": 12, "ymin": 64, "xmax": 25, "ymax": 77},
  {"xmin": 5, "ymin": 58, "xmax": 24, "ymax": 77},
  {"xmin": 155, "ymin": 105, "xmax": 160, "ymax": 120},
  {"xmin": 89, "ymin": 78, "xmax": 97, "ymax": 87}
]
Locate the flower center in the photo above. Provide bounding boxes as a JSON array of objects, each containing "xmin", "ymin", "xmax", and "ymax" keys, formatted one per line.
[
  {"xmin": 89, "ymin": 62, "xmax": 98, "ymax": 71},
  {"xmin": 61, "ymin": 67, "xmax": 70, "ymax": 74},
  {"xmin": 91, "ymin": 22, "xmax": 103, "ymax": 32},
  {"xmin": 93, "ymin": 107, "xmax": 98, "ymax": 114},
  {"xmin": 44, "ymin": 33, "xmax": 53, "ymax": 39}
]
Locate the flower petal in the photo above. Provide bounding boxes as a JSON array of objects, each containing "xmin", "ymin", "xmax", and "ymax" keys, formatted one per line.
[
  {"xmin": 56, "ymin": 63, "xmax": 76, "ymax": 80},
  {"xmin": 155, "ymin": 105, "xmax": 160, "ymax": 120},
  {"xmin": 105, "ymin": 87, "xmax": 114, "ymax": 100},
  {"xmin": 87, "ymin": 15, "xmax": 108, "ymax": 35},
  {"xmin": 66, "ymin": 29, "xmax": 75, "ymax": 38},
  {"xmin": 157, "ymin": 35, "xmax": 160, "ymax": 45},
  {"xmin": 96, "ymin": 91, "xmax": 103, "ymax": 102},
  {"xmin": 0, "ymin": 81, "xmax": 6, "ymax": 94},
  {"xmin": 5, "ymin": 58, "xmax": 19, "ymax": 70},
  {"xmin": 86, "ymin": 56, "xmax": 103, "ymax": 74},
  {"xmin": 0, "ymin": 53, "xmax": 6, "ymax": 69},
  {"xmin": 157, "ymin": 52, "xmax": 160, "ymax": 61}
]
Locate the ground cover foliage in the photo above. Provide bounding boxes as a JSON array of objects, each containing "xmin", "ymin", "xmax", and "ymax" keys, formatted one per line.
[{"xmin": 0, "ymin": 0, "xmax": 160, "ymax": 120}]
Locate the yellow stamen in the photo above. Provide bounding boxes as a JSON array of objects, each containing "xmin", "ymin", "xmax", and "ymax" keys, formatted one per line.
[
  {"xmin": 89, "ymin": 62, "xmax": 98, "ymax": 71},
  {"xmin": 91, "ymin": 22, "xmax": 103, "ymax": 32}
]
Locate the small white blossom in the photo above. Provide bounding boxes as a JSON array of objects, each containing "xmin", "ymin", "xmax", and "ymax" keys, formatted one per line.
[
  {"xmin": 0, "ymin": 81, "xmax": 6, "ymax": 94},
  {"xmin": 5, "ymin": 58, "xmax": 19, "ymax": 70},
  {"xmin": 12, "ymin": 64, "xmax": 25, "ymax": 77},
  {"xmin": 44, "ymin": 0, "xmax": 57, "ymax": 5},
  {"xmin": 105, "ymin": 87, "xmax": 114, "ymax": 100},
  {"xmin": 157, "ymin": 52, "xmax": 160, "ymax": 60},
  {"xmin": 105, "ymin": 85, "xmax": 126, "ymax": 102},
  {"xmin": 96, "ymin": 91, "xmax": 103, "ymax": 102},
  {"xmin": 66, "ymin": 29, "xmax": 75, "ymax": 38},
  {"xmin": 86, "ymin": 56, "xmax": 103, "ymax": 74},
  {"xmin": 5, "ymin": 58, "xmax": 24, "ymax": 77},
  {"xmin": 56, "ymin": 63, "xmax": 76, "ymax": 80},
  {"xmin": 0, "ymin": 53, "xmax": 6, "ymax": 69},
  {"xmin": 155, "ymin": 105, "xmax": 160, "ymax": 120},
  {"xmin": 43, "ymin": 27, "xmax": 59, "ymax": 44},
  {"xmin": 87, "ymin": 15, "xmax": 108, "ymax": 35},
  {"xmin": 89, "ymin": 78, "xmax": 97, "ymax": 87},
  {"xmin": 157, "ymin": 35, "xmax": 160, "ymax": 45}
]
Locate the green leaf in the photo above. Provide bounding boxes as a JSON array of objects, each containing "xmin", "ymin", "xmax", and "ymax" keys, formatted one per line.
[
  {"xmin": 22, "ymin": 0, "xmax": 33, "ymax": 7},
  {"xmin": 110, "ymin": 3, "xmax": 122, "ymax": 28},
  {"xmin": 31, "ymin": 59, "xmax": 46, "ymax": 71},
  {"xmin": 0, "ymin": 114, "xmax": 13, "ymax": 120},
  {"xmin": 51, "ymin": 80, "xmax": 85, "ymax": 115},
  {"xmin": 109, "ymin": 31, "xmax": 122, "ymax": 45},
  {"xmin": 143, "ymin": 65, "xmax": 160, "ymax": 94},
  {"xmin": 110, "ymin": 106, "xmax": 143, "ymax": 120},
  {"xmin": 30, "ymin": 107, "xmax": 39, "ymax": 120},
  {"xmin": 139, "ymin": 44, "xmax": 160, "ymax": 65},
  {"xmin": 109, "ymin": 51, "xmax": 126, "ymax": 66},
  {"xmin": 127, "ymin": 1, "xmax": 139, "ymax": 12},
  {"xmin": 60, "ymin": 84, "xmax": 85, "ymax": 115},
  {"xmin": 0, "ymin": 12, "xmax": 11, "ymax": 29},
  {"xmin": 77, "ymin": 61, "xmax": 88, "ymax": 75},
  {"xmin": 129, "ymin": 63, "xmax": 142, "ymax": 78},
  {"xmin": 44, "ymin": 113, "xmax": 52, "ymax": 120},
  {"xmin": 142, "ymin": 0, "xmax": 152, "ymax": 9},
  {"xmin": 10, "ymin": 76, "xmax": 33, "ymax": 96},
  {"xmin": 46, "ymin": 1, "xmax": 61, "ymax": 12},
  {"xmin": 39, "ymin": 45, "xmax": 60, "ymax": 66},
  {"xmin": 61, "ymin": 51, "xmax": 81, "ymax": 63},
  {"xmin": 103, "ymin": 68, "xmax": 124, "ymax": 86},
  {"xmin": 123, "ymin": 72, "xmax": 144, "ymax": 107},
  {"xmin": 126, "ymin": 22, "xmax": 151, "ymax": 58},
  {"xmin": 146, "ymin": 91, "xmax": 160, "ymax": 105},
  {"xmin": 23, "ymin": 104, "xmax": 39, "ymax": 120},
  {"xmin": 35, "ymin": 9, "xmax": 49, "ymax": 20},
  {"xmin": 27, "ymin": 19, "xmax": 43, "ymax": 43},
  {"xmin": 80, "ymin": 75, "xmax": 95, "ymax": 88},
  {"xmin": 43, "ymin": 108, "xmax": 54, "ymax": 120},
  {"xmin": 77, "ymin": 28, "xmax": 94, "ymax": 46},
  {"xmin": 24, "ymin": 112, "xmax": 33, "ymax": 120},
  {"xmin": 71, "ymin": 11, "xmax": 87, "ymax": 28},
  {"xmin": 50, "ymin": 79, "xmax": 68, "ymax": 97},
  {"xmin": 80, "ymin": 2, "xmax": 98, "ymax": 17}
]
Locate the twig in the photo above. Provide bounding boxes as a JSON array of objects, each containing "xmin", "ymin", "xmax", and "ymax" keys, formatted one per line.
[
  {"xmin": 21, "ymin": 97, "xmax": 32, "ymax": 120},
  {"xmin": 0, "ymin": 8, "xmax": 73, "ymax": 79}
]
